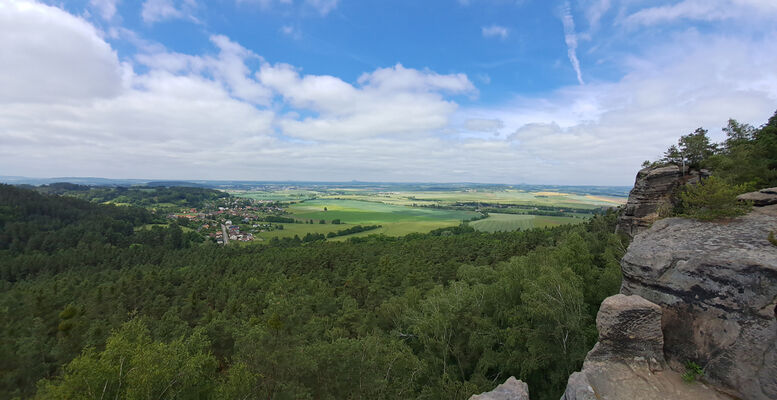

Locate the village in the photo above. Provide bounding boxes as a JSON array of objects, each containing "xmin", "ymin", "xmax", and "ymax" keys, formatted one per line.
[{"xmin": 166, "ymin": 196, "xmax": 288, "ymax": 244}]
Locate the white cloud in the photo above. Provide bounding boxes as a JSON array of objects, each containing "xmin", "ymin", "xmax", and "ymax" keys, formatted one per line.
[
  {"xmin": 560, "ymin": 2, "xmax": 584, "ymax": 85},
  {"xmin": 625, "ymin": 0, "xmax": 777, "ymax": 26},
  {"xmin": 135, "ymin": 35, "xmax": 273, "ymax": 105},
  {"xmin": 461, "ymin": 30, "xmax": 777, "ymax": 184},
  {"xmin": 90, "ymin": 0, "xmax": 120, "ymax": 20},
  {"xmin": 257, "ymin": 63, "xmax": 475, "ymax": 140},
  {"xmin": 141, "ymin": 0, "xmax": 198, "ymax": 23},
  {"xmin": 0, "ymin": 0, "xmax": 124, "ymax": 103},
  {"xmin": 482, "ymin": 25, "xmax": 509, "ymax": 39},
  {"xmin": 2, "ymin": 0, "xmax": 776, "ymax": 185},
  {"xmin": 582, "ymin": 0, "xmax": 610, "ymax": 30}
]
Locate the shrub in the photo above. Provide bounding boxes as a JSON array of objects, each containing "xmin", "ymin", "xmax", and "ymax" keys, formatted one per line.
[
  {"xmin": 682, "ymin": 361, "xmax": 704, "ymax": 383},
  {"xmin": 769, "ymin": 231, "xmax": 777, "ymax": 247},
  {"xmin": 677, "ymin": 176, "xmax": 751, "ymax": 221}
]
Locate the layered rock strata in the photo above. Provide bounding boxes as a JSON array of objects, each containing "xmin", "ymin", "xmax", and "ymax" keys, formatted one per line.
[
  {"xmin": 620, "ymin": 205, "xmax": 777, "ymax": 400},
  {"xmin": 616, "ymin": 165, "xmax": 707, "ymax": 239},
  {"xmin": 737, "ymin": 186, "xmax": 777, "ymax": 206}
]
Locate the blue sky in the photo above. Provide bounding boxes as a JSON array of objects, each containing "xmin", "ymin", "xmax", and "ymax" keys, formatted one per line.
[{"xmin": 1, "ymin": 0, "xmax": 776, "ymax": 185}]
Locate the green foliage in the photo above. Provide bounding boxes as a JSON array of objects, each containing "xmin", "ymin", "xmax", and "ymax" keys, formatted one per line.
[
  {"xmin": 676, "ymin": 176, "xmax": 751, "ymax": 221},
  {"xmin": 326, "ymin": 224, "xmax": 381, "ymax": 238},
  {"xmin": 706, "ymin": 112, "xmax": 777, "ymax": 188},
  {"xmin": 681, "ymin": 361, "xmax": 704, "ymax": 383},
  {"xmin": 0, "ymin": 185, "xmax": 626, "ymax": 400},
  {"xmin": 660, "ymin": 128, "xmax": 717, "ymax": 168},
  {"xmin": 36, "ymin": 319, "xmax": 217, "ymax": 399},
  {"xmin": 768, "ymin": 231, "xmax": 777, "ymax": 247},
  {"xmin": 649, "ymin": 110, "xmax": 777, "ymax": 189}
]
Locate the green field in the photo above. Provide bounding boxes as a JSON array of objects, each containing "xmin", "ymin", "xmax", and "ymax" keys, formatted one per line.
[
  {"xmin": 469, "ymin": 213, "xmax": 584, "ymax": 232},
  {"xmin": 232, "ymin": 188, "xmax": 622, "ymax": 242},
  {"xmin": 246, "ymin": 199, "xmax": 480, "ymax": 241},
  {"xmin": 288, "ymin": 199, "xmax": 478, "ymax": 223}
]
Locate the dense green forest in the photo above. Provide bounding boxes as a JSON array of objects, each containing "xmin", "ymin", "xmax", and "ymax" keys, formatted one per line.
[
  {"xmin": 29, "ymin": 183, "xmax": 229, "ymax": 209},
  {"xmin": 0, "ymin": 184, "xmax": 624, "ymax": 400}
]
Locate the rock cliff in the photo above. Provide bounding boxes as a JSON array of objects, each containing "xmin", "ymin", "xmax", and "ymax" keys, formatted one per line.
[
  {"xmin": 616, "ymin": 165, "xmax": 707, "ymax": 239},
  {"xmin": 561, "ymin": 294, "xmax": 732, "ymax": 400},
  {"xmin": 620, "ymin": 204, "xmax": 777, "ymax": 399},
  {"xmin": 475, "ymin": 173, "xmax": 777, "ymax": 400}
]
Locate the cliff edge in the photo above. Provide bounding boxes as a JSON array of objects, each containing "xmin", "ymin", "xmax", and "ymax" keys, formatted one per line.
[{"xmin": 475, "ymin": 172, "xmax": 777, "ymax": 400}]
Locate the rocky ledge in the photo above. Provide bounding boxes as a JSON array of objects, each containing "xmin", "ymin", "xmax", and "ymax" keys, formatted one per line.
[
  {"xmin": 562, "ymin": 294, "xmax": 732, "ymax": 400},
  {"xmin": 620, "ymin": 205, "xmax": 777, "ymax": 399},
  {"xmin": 737, "ymin": 186, "xmax": 777, "ymax": 206}
]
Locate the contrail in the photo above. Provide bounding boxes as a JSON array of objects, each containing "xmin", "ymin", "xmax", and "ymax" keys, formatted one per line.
[{"xmin": 561, "ymin": 2, "xmax": 584, "ymax": 85}]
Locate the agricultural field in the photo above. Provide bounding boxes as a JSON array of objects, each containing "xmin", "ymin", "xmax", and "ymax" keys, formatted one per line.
[
  {"xmin": 469, "ymin": 213, "xmax": 584, "ymax": 233},
  {"xmin": 321, "ymin": 190, "xmax": 623, "ymax": 209},
  {"xmin": 230, "ymin": 185, "xmax": 627, "ymax": 242}
]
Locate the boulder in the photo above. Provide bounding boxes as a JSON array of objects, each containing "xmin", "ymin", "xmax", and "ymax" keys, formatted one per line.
[
  {"xmin": 621, "ymin": 205, "xmax": 777, "ymax": 400},
  {"xmin": 561, "ymin": 294, "xmax": 734, "ymax": 400},
  {"xmin": 616, "ymin": 165, "xmax": 707, "ymax": 239},
  {"xmin": 737, "ymin": 187, "xmax": 777, "ymax": 206},
  {"xmin": 470, "ymin": 377, "xmax": 529, "ymax": 400},
  {"xmin": 586, "ymin": 294, "xmax": 664, "ymax": 366}
]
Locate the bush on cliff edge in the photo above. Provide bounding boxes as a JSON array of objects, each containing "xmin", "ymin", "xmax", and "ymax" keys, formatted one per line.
[{"xmin": 676, "ymin": 176, "xmax": 751, "ymax": 221}]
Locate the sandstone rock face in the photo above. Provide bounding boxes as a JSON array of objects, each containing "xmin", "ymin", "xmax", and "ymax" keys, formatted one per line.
[
  {"xmin": 561, "ymin": 294, "xmax": 734, "ymax": 400},
  {"xmin": 737, "ymin": 186, "xmax": 777, "ymax": 206},
  {"xmin": 621, "ymin": 205, "xmax": 777, "ymax": 400},
  {"xmin": 585, "ymin": 294, "xmax": 664, "ymax": 365},
  {"xmin": 469, "ymin": 377, "xmax": 529, "ymax": 400},
  {"xmin": 616, "ymin": 165, "xmax": 707, "ymax": 239}
]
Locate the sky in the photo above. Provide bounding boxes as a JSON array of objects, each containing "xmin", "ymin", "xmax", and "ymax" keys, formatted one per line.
[{"xmin": 0, "ymin": 0, "xmax": 776, "ymax": 185}]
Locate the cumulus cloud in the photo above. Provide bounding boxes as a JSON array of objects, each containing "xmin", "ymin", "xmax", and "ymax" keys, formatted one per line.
[
  {"xmin": 482, "ymin": 25, "xmax": 509, "ymax": 39},
  {"xmin": 257, "ymin": 63, "xmax": 475, "ymax": 140},
  {"xmin": 0, "ymin": 0, "xmax": 124, "ymax": 103},
  {"xmin": 560, "ymin": 2, "xmax": 584, "ymax": 85}
]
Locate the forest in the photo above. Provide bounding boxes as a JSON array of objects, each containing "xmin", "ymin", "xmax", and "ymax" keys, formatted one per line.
[
  {"xmin": 0, "ymin": 183, "xmax": 624, "ymax": 400},
  {"xmin": 1, "ymin": 110, "xmax": 774, "ymax": 400}
]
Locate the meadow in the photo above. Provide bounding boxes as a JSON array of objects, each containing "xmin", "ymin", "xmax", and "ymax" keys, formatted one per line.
[{"xmin": 469, "ymin": 213, "xmax": 583, "ymax": 232}]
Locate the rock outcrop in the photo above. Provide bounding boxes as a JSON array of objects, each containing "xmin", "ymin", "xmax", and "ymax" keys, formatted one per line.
[
  {"xmin": 621, "ymin": 204, "xmax": 777, "ymax": 400},
  {"xmin": 484, "ymin": 175, "xmax": 777, "ymax": 400},
  {"xmin": 737, "ymin": 186, "xmax": 777, "ymax": 206},
  {"xmin": 561, "ymin": 294, "xmax": 732, "ymax": 400},
  {"xmin": 470, "ymin": 377, "xmax": 529, "ymax": 400},
  {"xmin": 616, "ymin": 165, "xmax": 707, "ymax": 239}
]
